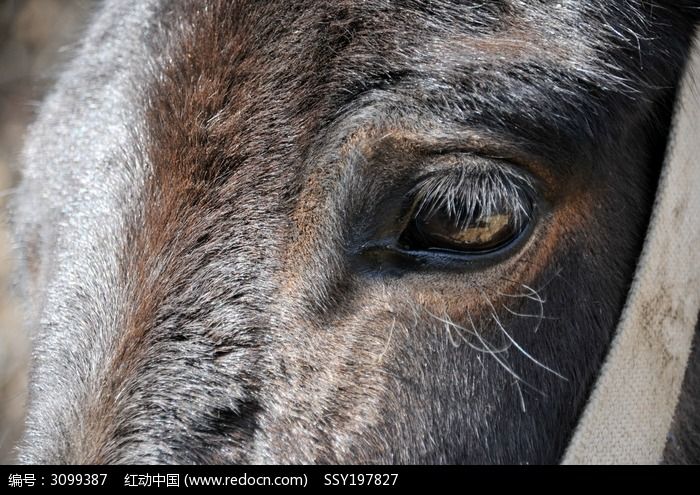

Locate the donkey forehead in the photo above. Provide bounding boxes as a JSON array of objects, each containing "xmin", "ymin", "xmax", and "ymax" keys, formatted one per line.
[{"xmin": 143, "ymin": 1, "xmax": 637, "ymax": 191}]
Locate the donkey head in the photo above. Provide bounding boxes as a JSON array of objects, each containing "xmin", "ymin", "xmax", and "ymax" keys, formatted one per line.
[{"xmin": 13, "ymin": 0, "xmax": 700, "ymax": 463}]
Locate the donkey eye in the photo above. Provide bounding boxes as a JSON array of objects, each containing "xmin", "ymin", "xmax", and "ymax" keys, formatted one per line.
[
  {"xmin": 397, "ymin": 170, "xmax": 533, "ymax": 256},
  {"xmin": 399, "ymin": 203, "xmax": 521, "ymax": 254}
]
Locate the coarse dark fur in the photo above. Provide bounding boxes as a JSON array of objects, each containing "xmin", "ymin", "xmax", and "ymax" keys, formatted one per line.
[{"xmin": 11, "ymin": 0, "xmax": 700, "ymax": 464}]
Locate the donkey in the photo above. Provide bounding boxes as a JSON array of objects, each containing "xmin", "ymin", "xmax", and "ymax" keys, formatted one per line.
[{"xmin": 11, "ymin": 0, "xmax": 700, "ymax": 463}]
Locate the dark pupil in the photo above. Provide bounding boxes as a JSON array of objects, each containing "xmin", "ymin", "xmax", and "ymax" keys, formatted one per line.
[{"xmin": 400, "ymin": 202, "xmax": 519, "ymax": 254}]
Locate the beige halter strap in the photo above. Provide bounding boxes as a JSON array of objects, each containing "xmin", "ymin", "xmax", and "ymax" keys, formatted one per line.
[{"xmin": 562, "ymin": 31, "xmax": 700, "ymax": 464}]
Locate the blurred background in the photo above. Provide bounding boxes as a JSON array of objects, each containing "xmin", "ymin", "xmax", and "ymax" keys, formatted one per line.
[{"xmin": 0, "ymin": 0, "xmax": 92, "ymax": 463}]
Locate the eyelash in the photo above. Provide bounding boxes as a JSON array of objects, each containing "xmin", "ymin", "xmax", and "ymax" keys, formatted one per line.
[{"xmin": 406, "ymin": 165, "xmax": 535, "ymax": 231}]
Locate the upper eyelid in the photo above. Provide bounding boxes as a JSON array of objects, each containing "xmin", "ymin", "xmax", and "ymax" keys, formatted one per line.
[
  {"xmin": 366, "ymin": 127, "xmax": 557, "ymax": 198},
  {"xmin": 371, "ymin": 127, "xmax": 553, "ymax": 175}
]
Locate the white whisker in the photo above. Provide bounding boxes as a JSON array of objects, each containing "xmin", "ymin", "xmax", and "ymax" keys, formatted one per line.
[
  {"xmin": 483, "ymin": 295, "xmax": 568, "ymax": 382},
  {"xmin": 514, "ymin": 380, "xmax": 527, "ymax": 413},
  {"xmin": 426, "ymin": 309, "xmax": 509, "ymax": 354}
]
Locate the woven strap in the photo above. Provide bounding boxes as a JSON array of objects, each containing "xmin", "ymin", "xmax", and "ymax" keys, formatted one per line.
[{"xmin": 562, "ymin": 32, "xmax": 700, "ymax": 464}]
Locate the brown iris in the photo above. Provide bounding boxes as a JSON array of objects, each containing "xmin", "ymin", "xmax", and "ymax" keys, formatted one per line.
[{"xmin": 399, "ymin": 201, "xmax": 525, "ymax": 255}]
